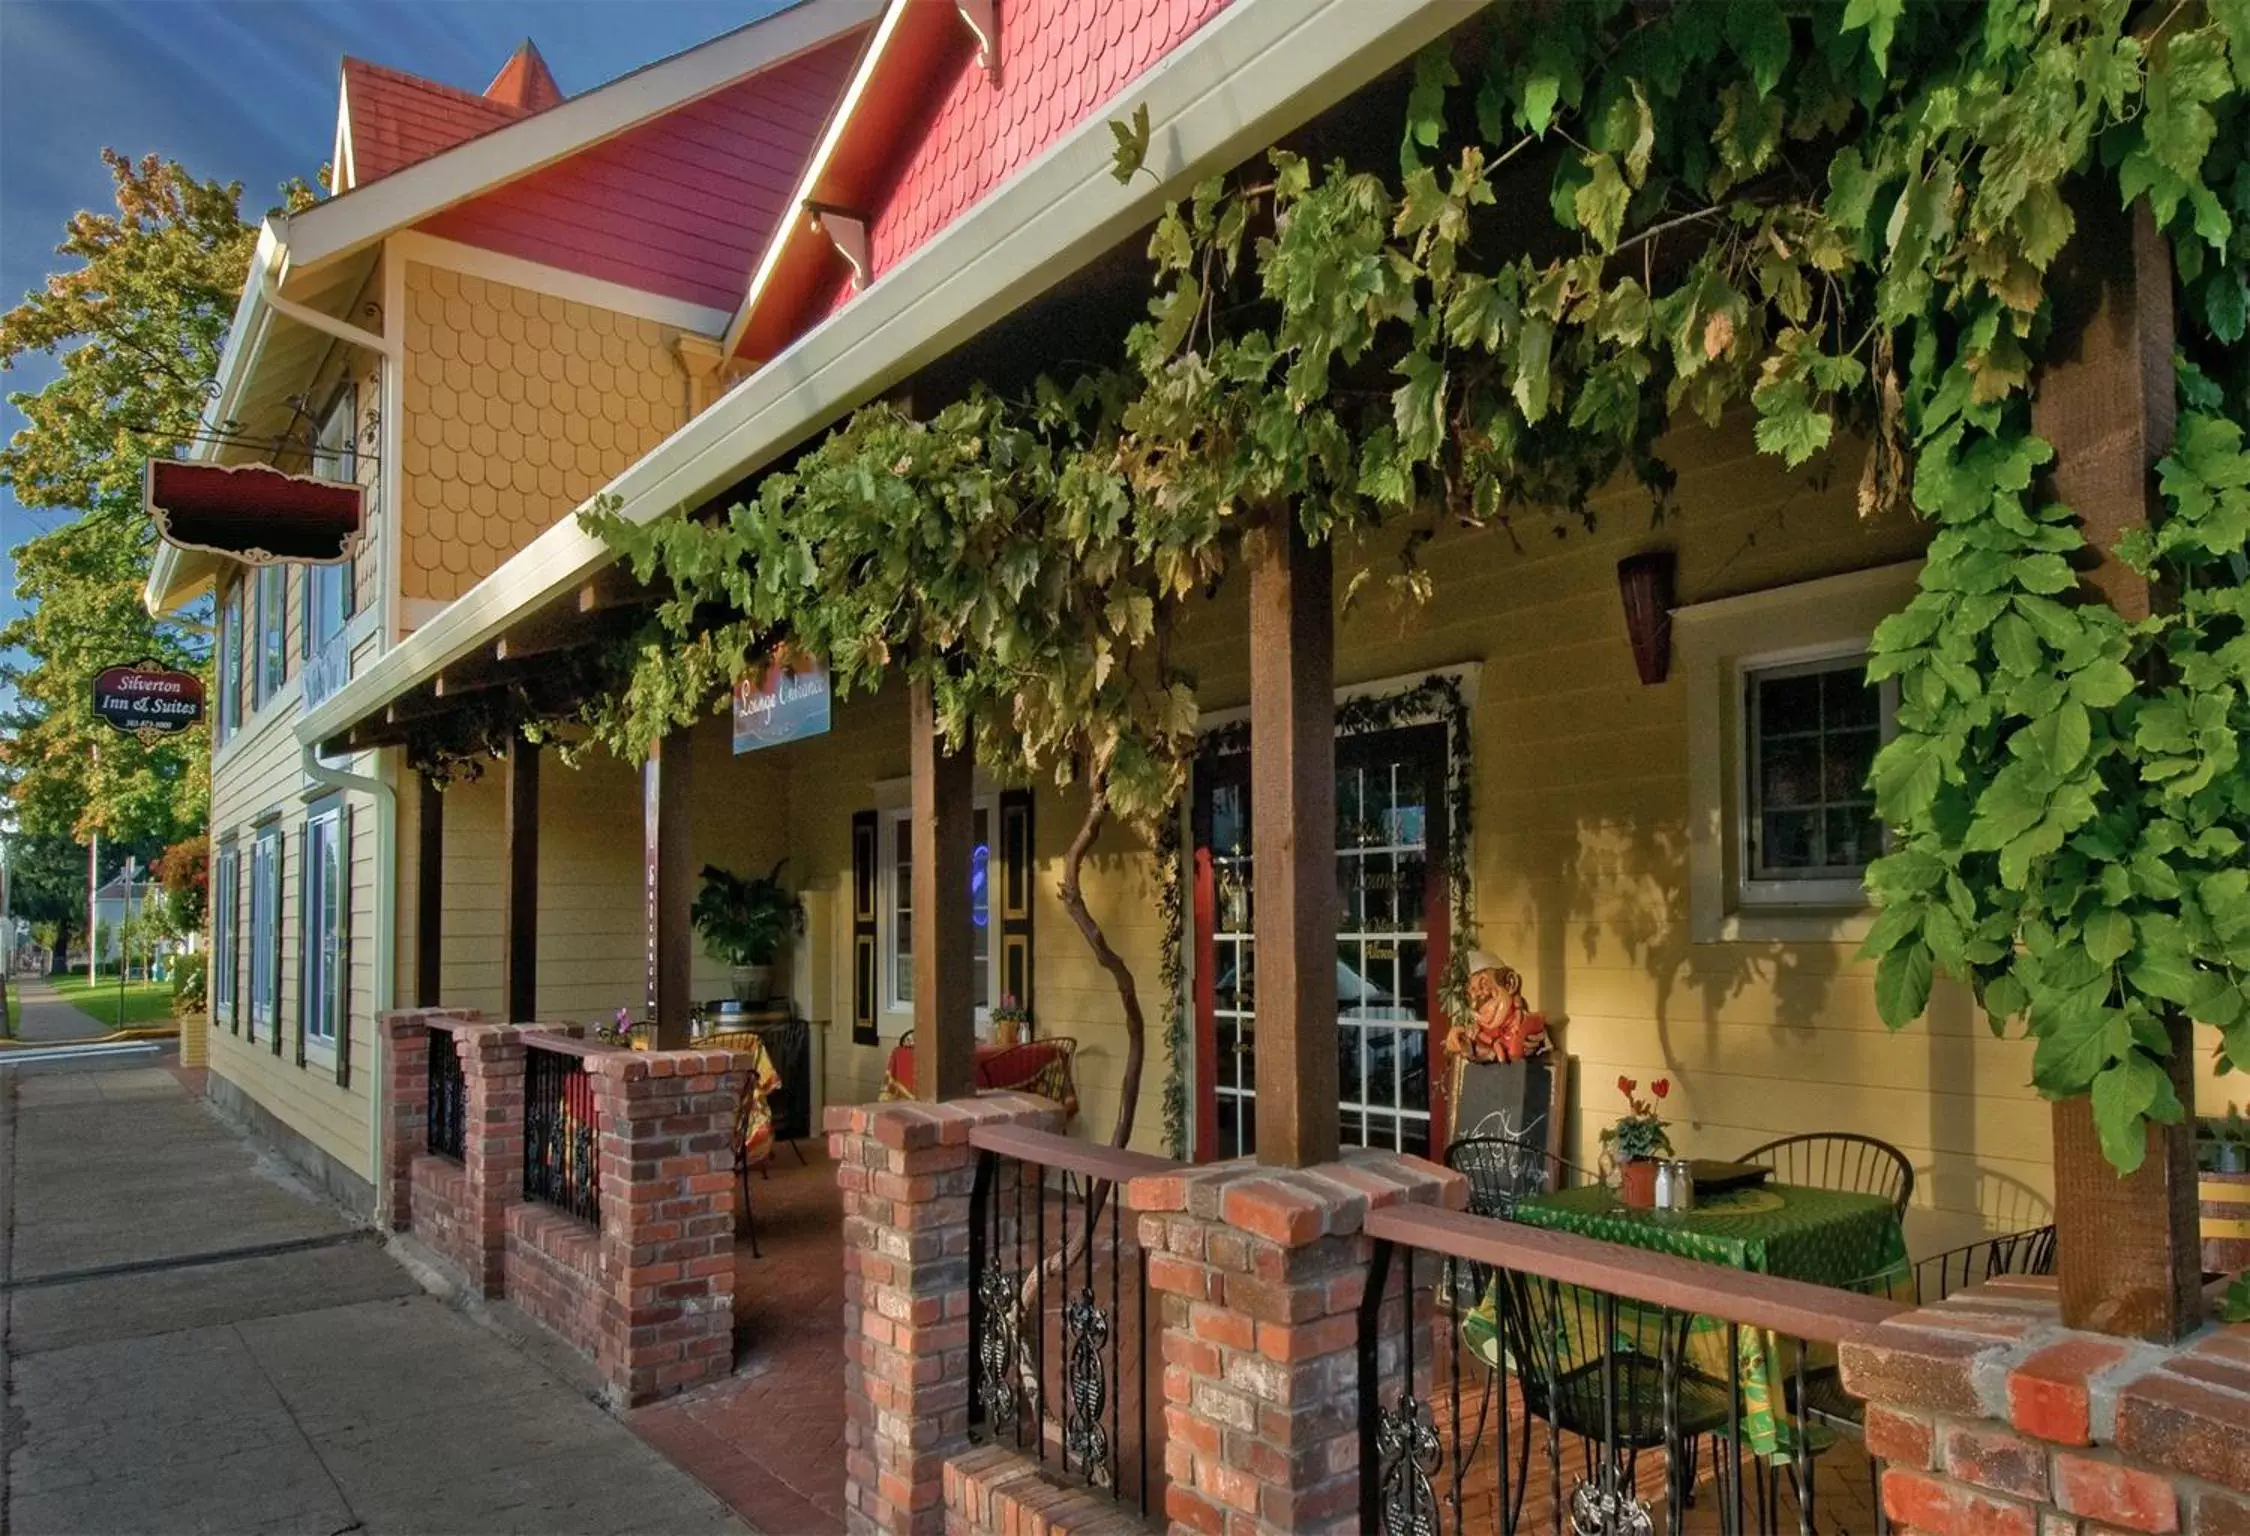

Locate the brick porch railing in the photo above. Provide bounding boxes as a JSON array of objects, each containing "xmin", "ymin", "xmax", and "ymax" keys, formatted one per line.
[
  {"xmin": 378, "ymin": 1009, "xmax": 758, "ymax": 1408},
  {"xmin": 1843, "ymin": 1274, "xmax": 2250, "ymax": 1535}
]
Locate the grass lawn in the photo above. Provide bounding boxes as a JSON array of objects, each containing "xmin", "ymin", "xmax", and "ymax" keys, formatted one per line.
[{"xmin": 44, "ymin": 974, "xmax": 175, "ymax": 1029}]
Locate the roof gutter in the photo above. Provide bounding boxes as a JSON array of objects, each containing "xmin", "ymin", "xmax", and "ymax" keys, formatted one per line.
[{"xmin": 296, "ymin": 0, "xmax": 1481, "ymax": 756}]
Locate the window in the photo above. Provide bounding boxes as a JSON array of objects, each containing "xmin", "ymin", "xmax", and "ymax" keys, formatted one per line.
[
  {"xmin": 254, "ymin": 563, "xmax": 287, "ymax": 708},
  {"xmin": 1741, "ymin": 653, "xmax": 1888, "ymax": 903},
  {"xmin": 1679, "ymin": 562, "xmax": 1920, "ymax": 944},
  {"xmin": 302, "ymin": 801, "xmax": 344, "ymax": 1064},
  {"xmin": 884, "ymin": 801, "xmax": 997, "ymax": 1016},
  {"xmin": 249, "ymin": 824, "xmax": 281, "ymax": 1040},
  {"xmin": 217, "ymin": 582, "xmax": 243, "ymax": 743},
  {"xmin": 212, "ymin": 844, "xmax": 238, "ymax": 1027},
  {"xmin": 305, "ymin": 389, "xmax": 354, "ymax": 658}
]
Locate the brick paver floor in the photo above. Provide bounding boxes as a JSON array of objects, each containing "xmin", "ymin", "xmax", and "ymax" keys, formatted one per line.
[{"xmin": 630, "ymin": 1141, "xmax": 852, "ymax": 1534}]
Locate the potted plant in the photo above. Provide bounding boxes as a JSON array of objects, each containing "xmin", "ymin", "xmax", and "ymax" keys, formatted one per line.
[
  {"xmin": 2203, "ymin": 1104, "xmax": 2250, "ymax": 1273},
  {"xmin": 990, "ymin": 994, "xmax": 1031, "ymax": 1049},
  {"xmin": 692, "ymin": 860, "xmax": 804, "ymax": 1005},
  {"xmin": 1600, "ymin": 1075, "xmax": 1673, "ymax": 1210}
]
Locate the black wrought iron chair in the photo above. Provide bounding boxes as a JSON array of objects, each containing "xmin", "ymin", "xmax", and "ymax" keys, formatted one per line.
[
  {"xmin": 1736, "ymin": 1132, "xmax": 1915, "ymax": 1223},
  {"xmin": 1445, "ymin": 1133, "xmax": 1586, "ymax": 1220},
  {"xmin": 1496, "ymin": 1269, "xmax": 1739, "ymax": 1530},
  {"xmin": 1915, "ymin": 1223, "xmax": 2057, "ymax": 1303}
]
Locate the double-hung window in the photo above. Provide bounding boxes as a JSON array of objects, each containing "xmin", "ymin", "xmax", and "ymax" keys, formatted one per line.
[
  {"xmin": 302, "ymin": 799, "xmax": 345, "ymax": 1065},
  {"xmin": 249, "ymin": 824, "xmax": 281, "ymax": 1040},
  {"xmin": 254, "ymin": 563, "xmax": 287, "ymax": 709},
  {"xmin": 212, "ymin": 843, "xmax": 239, "ymax": 1027},
  {"xmin": 305, "ymin": 389, "xmax": 354, "ymax": 664},
  {"xmin": 884, "ymin": 800, "xmax": 997, "ymax": 1016},
  {"xmin": 1737, "ymin": 646, "xmax": 1894, "ymax": 908},
  {"xmin": 217, "ymin": 581, "xmax": 243, "ymax": 743}
]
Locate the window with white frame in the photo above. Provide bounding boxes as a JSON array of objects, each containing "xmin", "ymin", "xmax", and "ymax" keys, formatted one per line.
[
  {"xmin": 302, "ymin": 800, "xmax": 344, "ymax": 1063},
  {"xmin": 249, "ymin": 823, "xmax": 281, "ymax": 1039},
  {"xmin": 212, "ymin": 843, "xmax": 238, "ymax": 1025},
  {"xmin": 305, "ymin": 388, "xmax": 354, "ymax": 657},
  {"xmin": 884, "ymin": 800, "xmax": 996, "ymax": 1015},
  {"xmin": 217, "ymin": 581, "xmax": 243, "ymax": 743},
  {"xmin": 254, "ymin": 563, "xmax": 287, "ymax": 709},
  {"xmin": 1736, "ymin": 645, "xmax": 1896, "ymax": 909}
]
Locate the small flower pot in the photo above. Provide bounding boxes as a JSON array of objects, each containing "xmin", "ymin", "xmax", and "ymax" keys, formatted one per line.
[
  {"xmin": 1620, "ymin": 1158, "xmax": 1659, "ymax": 1210},
  {"xmin": 730, "ymin": 964, "xmax": 773, "ymax": 1005}
]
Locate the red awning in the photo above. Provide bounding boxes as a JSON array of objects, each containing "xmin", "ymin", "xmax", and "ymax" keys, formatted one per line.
[{"xmin": 143, "ymin": 459, "xmax": 364, "ymax": 564}]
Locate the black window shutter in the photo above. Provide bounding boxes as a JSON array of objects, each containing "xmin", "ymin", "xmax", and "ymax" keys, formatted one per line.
[
  {"xmin": 230, "ymin": 852, "xmax": 244, "ymax": 1035},
  {"xmin": 851, "ymin": 809, "xmax": 878, "ymax": 1046},
  {"xmin": 292, "ymin": 823, "xmax": 307, "ymax": 1065},
  {"xmin": 335, "ymin": 804, "xmax": 353, "ymax": 1089},
  {"xmin": 998, "ymin": 789, "xmax": 1035, "ymax": 1021}
]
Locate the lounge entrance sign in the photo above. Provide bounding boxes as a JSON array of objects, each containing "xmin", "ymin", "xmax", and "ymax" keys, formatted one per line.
[
  {"xmin": 93, "ymin": 661, "xmax": 205, "ymax": 742},
  {"xmin": 732, "ymin": 651, "xmax": 831, "ymax": 754}
]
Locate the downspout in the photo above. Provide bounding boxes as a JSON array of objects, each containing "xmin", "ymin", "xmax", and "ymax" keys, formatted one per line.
[{"xmin": 263, "ymin": 236, "xmax": 405, "ymax": 1211}]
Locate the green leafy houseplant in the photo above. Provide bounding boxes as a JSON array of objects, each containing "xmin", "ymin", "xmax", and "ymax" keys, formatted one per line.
[
  {"xmin": 2205, "ymin": 1104, "xmax": 2250, "ymax": 1175},
  {"xmin": 691, "ymin": 861, "xmax": 803, "ymax": 1002}
]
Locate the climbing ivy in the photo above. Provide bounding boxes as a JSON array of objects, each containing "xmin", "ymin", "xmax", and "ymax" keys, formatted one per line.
[{"xmin": 591, "ymin": 1, "xmax": 2250, "ymax": 1169}]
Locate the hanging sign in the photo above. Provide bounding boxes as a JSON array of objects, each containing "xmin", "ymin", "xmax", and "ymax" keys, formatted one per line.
[
  {"xmin": 92, "ymin": 660, "xmax": 205, "ymax": 742},
  {"xmin": 732, "ymin": 651, "xmax": 831, "ymax": 754},
  {"xmin": 143, "ymin": 459, "xmax": 364, "ymax": 564}
]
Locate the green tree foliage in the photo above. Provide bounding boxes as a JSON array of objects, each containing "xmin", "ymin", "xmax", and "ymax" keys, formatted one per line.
[
  {"xmin": 5, "ymin": 833, "xmax": 91, "ymax": 976},
  {"xmin": 0, "ymin": 153, "xmax": 266, "ymax": 845},
  {"xmin": 588, "ymin": 0, "xmax": 2248, "ymax": 1168}
]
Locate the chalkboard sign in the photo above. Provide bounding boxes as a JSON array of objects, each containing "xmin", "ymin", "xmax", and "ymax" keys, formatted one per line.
[{"xmin": 1449, "ymin": 1051, "xmax": 1570, "ymax": 1166}]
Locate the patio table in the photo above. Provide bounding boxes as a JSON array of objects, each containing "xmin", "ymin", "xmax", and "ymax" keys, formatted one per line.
[{"xmin": 1459, "ymin": 1180, "xmax": 1907, "ymax": 1459}]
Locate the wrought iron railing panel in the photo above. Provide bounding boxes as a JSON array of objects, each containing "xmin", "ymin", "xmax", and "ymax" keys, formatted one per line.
[
  {"xmin": 523, "ymin": 1043, "xmax": 600, "ymax": 1223},
  {"xmin": 966, "ymin": 1136, "xmax": 1159, "ymax": 1519},
  {"xmin": 1357, "ymin": 1206, "xmax": 1903, "ymax": 1536},
  {"xmin": 426, "ymin": 1026, "xmax": 465, "ymax": 1162}
]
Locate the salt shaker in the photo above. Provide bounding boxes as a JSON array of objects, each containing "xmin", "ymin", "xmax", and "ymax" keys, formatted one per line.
[{"xmin": 1663, "ymin": 1158, "xmax": 1696, "ymax": 1211}]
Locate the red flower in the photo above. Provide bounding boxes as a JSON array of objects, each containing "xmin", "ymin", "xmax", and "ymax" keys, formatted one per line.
[
  {"xmin": 1651, "ymin": 1079, "xmax": 1670, "ymax": 1100},
  {"xmin": 1618, "ymin": 1075, "xmax": 1636, "ymax": 1096}
]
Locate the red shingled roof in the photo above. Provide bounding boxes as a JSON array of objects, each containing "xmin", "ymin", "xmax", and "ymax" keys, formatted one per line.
[
  {"xmin": 484, "ymin": 40, "xmax": 565, "ymax": 113},
  {"xmin": 341, "ymin": 55, "xmax": 544, "ymax": 187}
]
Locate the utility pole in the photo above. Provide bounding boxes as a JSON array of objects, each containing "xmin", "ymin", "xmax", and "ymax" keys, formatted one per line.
[{"xmin": 88, "ymin": 829, "xmax": 99, "ymax": 989}]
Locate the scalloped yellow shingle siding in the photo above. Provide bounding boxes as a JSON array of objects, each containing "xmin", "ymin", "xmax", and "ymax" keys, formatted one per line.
[{"xmin": 398, "ymin": 261, "xmax": 688, "ymax": 602}]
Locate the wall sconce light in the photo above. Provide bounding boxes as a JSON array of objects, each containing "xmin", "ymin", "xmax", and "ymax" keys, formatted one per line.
[{"xmin": 1616, "ymin": 550, "xmax": 1677, "ymax": 685}]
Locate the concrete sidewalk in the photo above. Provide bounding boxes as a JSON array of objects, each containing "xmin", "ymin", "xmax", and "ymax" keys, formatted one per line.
[
  {"xmin": 7, "ymin": 978, "xmax": 115, "ymax": 1045},
  {"xmin": 1, "ymin": 1062, "xmax": 750, "ymax": 1536}
]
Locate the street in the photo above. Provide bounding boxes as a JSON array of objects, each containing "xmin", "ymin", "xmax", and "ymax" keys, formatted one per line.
[{"xmin": 0, "ymin": 1057, "xmax": 750, "ymax": 1536}]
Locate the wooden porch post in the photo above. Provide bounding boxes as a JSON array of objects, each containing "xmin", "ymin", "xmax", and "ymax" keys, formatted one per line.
[
  {"xmin": 909, "ymin": 677, "xmax": 975, "ymax": 1101},
  {"xmin": 644, "ymin": 728, "xmax": 695, "ymax": 1050},
  {"xmin": 1249, "ymin": 510, "xmax": 1339, "ymax": 1168},
  {"xmin": 2032, "ymin": 193, "xmax": 2198, "ymax": 1342},
  {"xmin": 501, "ymin": 738, "xmax": 540, "ymax": 1024},
  {"xmin": 415, "ymin": 772, "xmax": 444, "ymax": 1008}
]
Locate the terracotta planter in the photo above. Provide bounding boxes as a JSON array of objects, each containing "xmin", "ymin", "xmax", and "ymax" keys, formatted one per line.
[
  {"xmin": 1620, "ymin": 1158, "xmax": 1659, "ymax": 1210},
  {"xmin": 2202, "ymin": 1166, "xmax": 2250, "ymax": 1274}
]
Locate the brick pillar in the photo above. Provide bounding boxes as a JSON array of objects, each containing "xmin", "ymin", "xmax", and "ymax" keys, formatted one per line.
[
  {"xmin": 1129, "ymin": 1152, "xmax": 1465, "ymax": 1536},
  {"xmin": 377, "ymin": 1008, "xmax": 477, "ymax": 1231},
  {"xmin": 826, "ymin": 1093, "xmax": 1062, "ymax": 1536},
  {"xmin": 588, "ymin": 1048, "xmax": 754, "ymax": 1407},
  {"xmin": 455, "ymin": 1023, "xmax": 529, "ymax": 1298},
  {"xmin": 1842, "ymin": 1274, "xmax": 2250, "ymax": 1535}
]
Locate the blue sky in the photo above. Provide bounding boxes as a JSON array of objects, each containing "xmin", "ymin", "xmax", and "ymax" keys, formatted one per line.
[{"xmin": 0, "ymin": 0, "xmax": 780, "ymax": 649}]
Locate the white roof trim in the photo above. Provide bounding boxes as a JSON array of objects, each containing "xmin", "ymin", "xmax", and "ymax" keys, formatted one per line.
[
  {"xmin": 388, "ymin": 231, "xmax": 729, "ymax": 336},
  {"xmin": 333, "ymin": 71, "xmax": 357, "ymax": 193},
  {"xmin": 721, "ymin": 0, "xmax": 910, "ymax": 357},
  {"xmin": 144, "ymin": 223, "xmax": 286, "ymax": 613},
  {"xmin": 284, "ymin": 0, "xmax": 882, "ymax": 274},
  {"xmin": 296, "ymin": 0, "xmax": 1477, "ymax": 753}
]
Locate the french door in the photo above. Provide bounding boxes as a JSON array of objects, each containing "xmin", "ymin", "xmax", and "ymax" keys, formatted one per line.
[{"xmin": 1191, "ymin": 722, "xmax": 1451, "ymax": 1161}]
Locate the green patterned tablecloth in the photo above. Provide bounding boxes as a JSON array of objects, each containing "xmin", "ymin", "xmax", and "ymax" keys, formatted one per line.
[{"xmin": 1461, "ymin": 1181, "xmax": 1907, "ymax": 1459}]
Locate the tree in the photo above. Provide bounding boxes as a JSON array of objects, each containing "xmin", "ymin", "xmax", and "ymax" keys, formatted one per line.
[
  {"xmin": 152, "ymin": 834, "xmax": 208, "ymax": 935},
  {"xmin": 6, "ymin": 833, "xmax": 90, "ymax": 977},
  {"xmin": 0, "ymin": 153, "xmax": 276, "ymax": 845}
]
